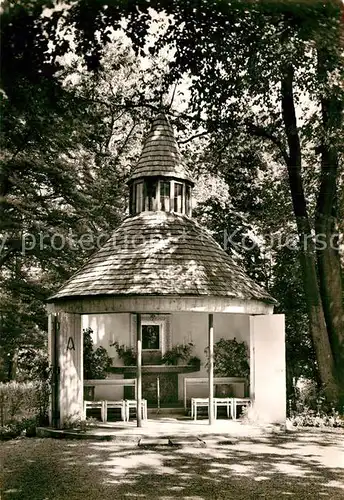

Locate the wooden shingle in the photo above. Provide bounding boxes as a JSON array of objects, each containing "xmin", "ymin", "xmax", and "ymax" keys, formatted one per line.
[{"xmin": 128, "ymin": 114, "xmax": 194, "ymax": 183}]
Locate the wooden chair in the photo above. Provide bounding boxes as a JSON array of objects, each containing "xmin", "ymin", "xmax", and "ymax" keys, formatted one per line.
[
  {"xmin": 104, "ymin": 400, "xmax": 126, "ymax": 422},
  {"xmin": 214, "ymin": 397, "xmax": 233, "ymax": 419},
  {"xmin": 231, "ymin": 397, "xmax": 251, "ymax": 419},
  {"xmin": 191, "ymin": 398, "xmax": 210, "ymax": 420},
  {"xmin": 84, "ymin": 400, "xmax": 106, "ymax": 422},
  {"xmin": 84, "ymin": 378, "xmax": 138, "ymax": 422},
  {"xmin": 191, "ymin": 397, "xmax": 235, "ymax": 420},
  {"xmin": 125, "ymin": 399, "xmax": 148, "ymax": 421},
  {"xmin": 183, "ymin": 377, "xmax": 247, "ymax": 410}
]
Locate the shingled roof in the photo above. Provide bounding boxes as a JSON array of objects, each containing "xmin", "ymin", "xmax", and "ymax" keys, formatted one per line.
[
  {"xmin": 128, "ymin": 113, "xmax": 194, "ymax": 184},
  {"xmin": 50, "ymin": 211, "xmax": 275, "ymax": 303}
]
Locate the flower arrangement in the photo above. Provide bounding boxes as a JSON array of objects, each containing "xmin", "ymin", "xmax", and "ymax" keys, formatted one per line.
[
  {"xmin": 161, "ymin": 343, "xmax": 195, "ymax": 366},
  {"xmin": 110, "ymin": 340, "xmax": 201, "ymax": 368},
  {"xmin": 111, "ymin": 341, "xmax": 137, "ymax": 366}
]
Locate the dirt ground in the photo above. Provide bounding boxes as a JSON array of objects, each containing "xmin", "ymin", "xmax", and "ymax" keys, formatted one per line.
[{"xmin": 1, "ymin": 429, "xmax": 343, "ymax": 500}]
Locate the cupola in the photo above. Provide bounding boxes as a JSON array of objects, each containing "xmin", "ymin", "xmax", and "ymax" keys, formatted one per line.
[{"xmin": 128, "ymin": 114, "xmax": 194, "ymax": 217}]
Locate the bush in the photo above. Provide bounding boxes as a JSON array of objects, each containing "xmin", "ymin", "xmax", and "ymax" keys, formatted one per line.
[
  {"xmin": 289, "ymin": 406, "xmax": 344, "ymax": 428},
  {"xmin": 287, "ymin": 378, "xmax": 344, "ymax": 427},
  {"xmin": 0, "ymin": 381, "xmax": 50, "ymax": 439},
  {"xmin": 83, "ymin": 327, "xmax": 112, "ymax": 379},
  {"xmin": 0, "ymin": 417, "xmax": 38, "ymax": 440},
  {"xmin": 205, "ymin": 338, "xmax": 249, "ymax": 378},
  {"xmin": 16, "ymin": 347, "xmax": 50, "ymax": 382},
  {"xmin": 62, "ymin": 415, "xmax": 98, "ymax": 431}
]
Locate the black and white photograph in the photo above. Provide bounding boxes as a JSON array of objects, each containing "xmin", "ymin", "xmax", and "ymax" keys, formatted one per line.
[{"xmin": 0, "ymin": 0, "xmax": 343, "ymax": 498}]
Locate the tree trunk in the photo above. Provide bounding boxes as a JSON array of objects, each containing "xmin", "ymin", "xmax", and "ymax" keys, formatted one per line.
[
  {"xmin": 315, "ymin": 47, "xmax": 344, "ymax": 394},
  {"xmin": 281, "ymin": 64, "xmax": 339, "ymax": 403}
]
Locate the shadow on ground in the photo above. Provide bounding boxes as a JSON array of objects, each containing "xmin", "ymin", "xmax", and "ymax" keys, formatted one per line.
[{"xmin": 1, "ymin": 430, "xmax": 343, "ymax": 499}]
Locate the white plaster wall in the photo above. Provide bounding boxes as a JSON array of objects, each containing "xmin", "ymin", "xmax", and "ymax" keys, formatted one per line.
[
  {"xmin": 250, "ymin": 314, "xmax": 286, "ymax": 423},
  {"xmin": 82, "ymin": 313, "xmax": 131, "ymax": 363}
]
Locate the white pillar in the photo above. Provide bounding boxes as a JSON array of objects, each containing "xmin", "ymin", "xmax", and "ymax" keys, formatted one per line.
[
  {"xmin": 249, "ymin": 314, "xmax": 286, "ymax": 424},
  {"xmin": 48, "ymin": 313, "xmax": 60, "ymax": 427},
  {"xmin": 208, "ymin": 313, "xmax": 214, "ymax": 425},
  {"xmin": 57, "ymin": 312, "xmax": 83, "ymax": 428},
  {"xmin": 136, "ymin": 313, "xmax": 142, "ymax": 427}
]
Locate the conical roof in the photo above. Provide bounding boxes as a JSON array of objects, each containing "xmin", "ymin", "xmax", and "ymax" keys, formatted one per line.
[
  {"xmin": 128, "ymin": 113, "xmax": 194, "ymax": 184},
  {"xmin": 49, "ymin": 211, "xmax": 275, "ymax": 303}
]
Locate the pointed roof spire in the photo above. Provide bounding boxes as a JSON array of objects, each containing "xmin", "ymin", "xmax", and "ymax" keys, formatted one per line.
[{"xmin": 128, "ymin": 113, "xmax": 194, "ymax": 184}]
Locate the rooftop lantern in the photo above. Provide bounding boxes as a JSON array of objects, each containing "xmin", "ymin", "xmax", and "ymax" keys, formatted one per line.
[{"xmin": 128, "ymin": 114, "xmax": 194, "ymax": 216}]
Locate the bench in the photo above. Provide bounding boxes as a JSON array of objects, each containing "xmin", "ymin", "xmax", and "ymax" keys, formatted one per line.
[
  {"xmin": 190, "ymin": 397, "xmax": 251, "ymax": 420},
  {"xmin": 183, "ymin": 377, "xmax": 247, "ymax": 410},
  {"xmin": 84, "ymin": 379, "xmax": 137, "ymax": 421}
]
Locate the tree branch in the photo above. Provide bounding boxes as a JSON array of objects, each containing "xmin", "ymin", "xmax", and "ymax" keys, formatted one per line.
[
  {"xmin": 245, "ymin": 121, "xmax": 289, "ymax": 164},
  {"xmin": 179, "ymin": 131, "xmax": 210, "ymax": 145},
  {"xmin": 115, "ymin": 121, "xmax": 137, "ymax": 159}
]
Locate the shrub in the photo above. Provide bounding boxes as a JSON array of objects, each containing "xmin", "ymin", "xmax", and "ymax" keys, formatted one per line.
[
  {"xmin": 205, "ymin": 338, "xmax": 249, "ymax": 378},
  {"xmin": 62, "ymin": 415, "xmax": 97, "ymax": 431},
  {"xmin": 16, "ymin": 347, "xmax": 50, "ymax": 382},
  {"xmin": 288, "ymin": 385, "xmax": 344, "ymax": 428},
  {"xmin": 287, "ymin": 378, "xmax": 344, "ymax": 426},
  {"xmin": 83, "ymin": 327, "xmax": 112, "ymax": 379},
  {"xmin": 0, "ymin": 381, "xmax": 50, "ymax": 439},
  {"xmin": 0, "ymin": 423, "xmax": 19, "ymax": 440},
  {"xmin": 289, "ymin": 406, "xmax": 344, "ymax": 428}
]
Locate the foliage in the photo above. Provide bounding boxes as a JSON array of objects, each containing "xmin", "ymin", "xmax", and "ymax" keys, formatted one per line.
[
  {"xmin": 83, "ymin": 328, "xmax": 112, "ymax": 379},
  {"xmin": 288, "ymin": 406, "xmax": 344, "ymax": 428},
  {"xmin": 272, "ymin": 246, "xmax": 318, "ymax": 399},
  {"xmin": 15, "ymin": 347, "xmax": 50, "ymax": 382},
  {"xmin": 206, "ymin": 338, "xmax": 250, "ymax": 378},
  {"xmin": 187, "ymin": 356, "xmax": 201, "ymax": 369},
  {"xmin": 62, "ymin": 415, "xmax": 85, "ymax": 431},
  {"xmin": 161, "ymin": 343, "xmax": 194, "ymax": 366},
  {"xmin": 112, "ymin": 341, "xmax": 137, "ymax": 366},
  {"xmin": 61, "ymin": 415, "xmax": 99, "ymax": 431},
  {"xmin": 0, "ymin": 381, "xmax": 49, "ymax": 439},
  {"xmin": 0, "ymin": 417, "xmax": 38, "ymax": 440},
  {"xmin": 0, "ymin": 4, "xmax": 166, "ymax": 381},
  {"xmin": 85, "ymin": 416, "xmax": 99, "ymax": 428},
  {"xmin": 287, "ymin": 377, "xmax": 344, "ymax": 427},
  {"xmin": 0, "ymin": 294, "xmax": 48, "ymax": 382}
]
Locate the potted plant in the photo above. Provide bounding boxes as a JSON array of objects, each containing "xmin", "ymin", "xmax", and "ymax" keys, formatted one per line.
[
  {"xmin": 188, "ymin": 356, "xmax": 201, "ymax": 370},
  {"xmin": 162, "ymin": 343, "xmax": 194, "ymax": 366},
  {"xmin": 111, "ymin": 341, "xmax": 137, "ymax": 366}
]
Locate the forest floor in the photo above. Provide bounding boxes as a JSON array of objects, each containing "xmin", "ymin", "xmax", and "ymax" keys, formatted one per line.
[{"xmin": 1, "ymin": 428, "xmax": 343, "ymax": 500}]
